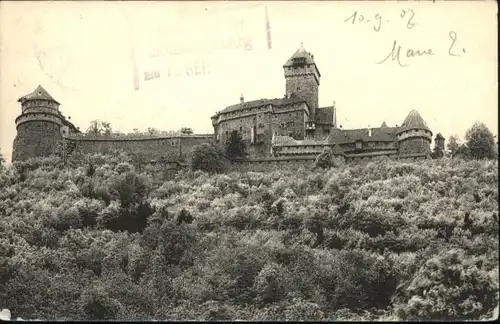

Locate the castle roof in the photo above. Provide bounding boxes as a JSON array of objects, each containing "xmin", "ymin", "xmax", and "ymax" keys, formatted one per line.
[
  {"xmin": 273, "ymin": 135, "xmax": 328, "ymax": 146},
  {"xmin": 328, "ymin": 127, "xmax": 399, "ymax": 144},
  {"xmin": 215, "ymin": 94, "xmax": 306, "ymax": 116},
  {"xmin": 398, "ymin": 110, "xmax": 431, "ymax": 134},
  {"xmin": 18, "ymin": 85, "xmax": 59, "ymax": 104},
  {"xmin": 435, "ymin": 133, "xmax": 444, "ymax": 139},
  {"xmin": 283, "ymin": 43, "xmax": 316, "ymax": 66},
  {"xmin": 283, "ymin": 43, "xmax": 321, "ymax": 77},
  {"xmin": 381, "ymin": 121, "xmax": 388, "ymax": 127}
]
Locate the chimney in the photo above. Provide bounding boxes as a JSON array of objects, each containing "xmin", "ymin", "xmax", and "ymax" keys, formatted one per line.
[
  {"xmin": 368, "ymin": 125, "xmax": 372, "ymax": 137},
  {"xmin": 240, "ymin": 94, "xmax": 244, "ymax": 103}
]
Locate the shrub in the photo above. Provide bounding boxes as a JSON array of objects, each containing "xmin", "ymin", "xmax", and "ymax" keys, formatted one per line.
[
  {"xmin": 189, "ymin": 144, "xmax": 226, "ymax": 173},
  {"xmin": 395, "ymin": 248, "xmax": 499, "ymax": 320}
]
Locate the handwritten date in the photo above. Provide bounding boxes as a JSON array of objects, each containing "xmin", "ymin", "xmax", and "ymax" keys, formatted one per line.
[
  {"xmin": 344, "ymin": 9, "xmax": 416, "ymax": 32},
  {"xmin": 377, "ymin": 31, "xmax": 466, "ymax": 67}
]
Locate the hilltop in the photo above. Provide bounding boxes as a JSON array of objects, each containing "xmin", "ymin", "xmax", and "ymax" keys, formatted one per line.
[{"xmin": 0, "ymin": 154, "xmax": 498, "ymax": 321}]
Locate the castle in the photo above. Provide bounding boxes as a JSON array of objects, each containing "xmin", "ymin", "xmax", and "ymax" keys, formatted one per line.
[{"xmin": 12, "ymin": 44, "xmax": 444, "ymax": 165}]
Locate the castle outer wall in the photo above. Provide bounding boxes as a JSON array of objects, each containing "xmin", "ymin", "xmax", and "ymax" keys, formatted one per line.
[{"xmin": 65, "ymin": 134, "xmax": 214, "ymax": 162}]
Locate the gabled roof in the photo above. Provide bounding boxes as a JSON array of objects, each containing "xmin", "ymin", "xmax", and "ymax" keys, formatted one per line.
[
  {"xmin": 331, "ymin": 144, "xmax": 345, "ymax": 156},
  {"xmin": 18, "ymin": 85, "xmax": 59, "ymax": 104},
  {"xmin": 283, "ymin": 43, "xmax": 316, "ymax": 67},
  {"xmin": 398, "ymin": 110, "xmax": 431, "ymax": 134},
  {"xmin": 214, "ymin": 93, "xmax": 306, "ymax": 116}
]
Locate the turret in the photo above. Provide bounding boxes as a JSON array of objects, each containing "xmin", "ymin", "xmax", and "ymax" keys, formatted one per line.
[
  {"xmin": 435, "ymin": 133, "xmax": 445, "ymax": 151},
  {"xmin": 12, "ymin": 85, "xmax": 65, "ymax": 161},
  {"xmin": 433, "ymin": 133, "xmax": 446, "ymax": 158},
  {"xmin": 397, "ymin": 110, "xmax": 433, "ymax": 156},
  {"xmin": 283, "ymin": 43, "xmax": 320, "ymax": 121}
]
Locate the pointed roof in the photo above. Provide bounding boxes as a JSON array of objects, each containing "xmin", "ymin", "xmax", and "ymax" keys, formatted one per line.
[
  {"xmin": 381, "ymin": 121, "xmax": 388, "ymax": 128},
  {"xmin": 398, "ymin": 110, "xmax": 431, "ymax": 134},
  {"xmin": 435, "ymin": 133, "xmax": 444, "ymax": 140},
  {"xmin": 283, "ymin": 43, "xmax": 316, "ymax": 67},
  {"xmin": 331, "ymin": 144, "xmax": 345, "ymax": 156},
  {"xmin": 18, "ymin": 85, "xmax": 59, "ymax": 104}
]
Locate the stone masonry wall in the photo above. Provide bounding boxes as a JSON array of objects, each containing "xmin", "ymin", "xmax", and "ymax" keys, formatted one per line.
[
  {"xmin": 13, "ymin": 121, "xmax": 63, "ymax": 162},
  {"xmin": 66, "ymin": 135, "xmax": 213, "ymax": 162},
  {"xmin": 284, "ymin": 64, "xmax": 319, "ymax": 116},
  {"xmin": 398, "ymin": 137, "xmax": 431, "ymax": 155},
  {"xmin": 271, "ymin": 106, "xmax": 307, "ymax": 140}
]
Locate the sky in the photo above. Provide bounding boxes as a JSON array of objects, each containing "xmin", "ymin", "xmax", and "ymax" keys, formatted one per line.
[{"xmin": 0, "ymin": 1, "xmax": 497, "ymax": 162}]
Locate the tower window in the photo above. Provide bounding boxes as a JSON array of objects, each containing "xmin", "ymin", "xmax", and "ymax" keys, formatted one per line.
[
  {"xmin": 239, "ymin": 126, "xmax": 243, "ymax": 131},
  {"xmin": 297, "ymin": 87, "xmax": 300, "ymax": 91}
]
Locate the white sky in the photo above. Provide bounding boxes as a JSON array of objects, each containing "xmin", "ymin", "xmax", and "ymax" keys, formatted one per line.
[{"xmin": 0, "ymin": 1, "xmax": 497, "ymax": 162}]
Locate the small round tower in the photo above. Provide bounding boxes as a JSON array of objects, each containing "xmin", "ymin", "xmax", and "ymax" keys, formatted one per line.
[
  {"xmin": 12, "ymin": 85, "xmax": 65, "ymax": 162},
  {"xmin": 396, "ymin": 110, "xmax": 433, "ymax": 156}
]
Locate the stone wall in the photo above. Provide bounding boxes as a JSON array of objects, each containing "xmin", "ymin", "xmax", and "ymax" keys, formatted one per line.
[
  {"xmin": 284, "ymin": 65, "xmax": 319, "ymax": 115},
  {"xmin": 271, "ymin": 104, "xmax": 307, "ymax": 139},
  {"xmin": 66, "ymin": 135, "xmax": 213, "ymax": 162},
  {"xmin": 398, "ymin": 137, "xmax": 431, "ymax": 155},
  {"xmin": 13, "ymin": 121, "xmax": 63, "ymax": 161}
]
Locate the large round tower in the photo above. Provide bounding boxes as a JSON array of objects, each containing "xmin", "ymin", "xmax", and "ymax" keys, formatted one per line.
[
  {"xmin": 397, "ymin": 110, "xmax": 433, "ymax": 156},
  {"xmin": 12, "ymin": 85, "xmax": 65, "ymax": 162}
]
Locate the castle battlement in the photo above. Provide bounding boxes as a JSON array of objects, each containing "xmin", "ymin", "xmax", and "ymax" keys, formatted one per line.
[{"xmin": 64, "ymin": 133, "xmax": 213, "ymax": 142}]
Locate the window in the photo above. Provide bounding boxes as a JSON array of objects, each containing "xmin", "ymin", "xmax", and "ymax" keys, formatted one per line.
[
  {"xmin": 356, "ymin": 141, "xmax": 362, "ymax": 149},
  {"xmin": 225, "ymin": 131, "xmax": 228, "ymax": 135},
  {"xmin": 239, "ymin": 126, "xmax": 243, "ymax": 131}
]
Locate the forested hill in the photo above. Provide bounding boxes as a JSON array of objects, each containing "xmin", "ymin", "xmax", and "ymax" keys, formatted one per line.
[{"xmin": 0, "ymin": 153, "xmax": 498, "ymax": 321}]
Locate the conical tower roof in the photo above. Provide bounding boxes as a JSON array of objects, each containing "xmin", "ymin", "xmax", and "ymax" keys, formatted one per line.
[
  {"xmin": 398, "ymin": 110, "xmax": 431, "ymax": 134},
  {"xmin": 381, "ymin": 121, "xmax": 388, "ymax": 128},
  {"xmin": 18, "ymin": 85, "xmax": 59, "ymax": 104},
  {"xmin": 283, "ymin": 43, "xmax": 316, "ymax": 67},
  {"xmin": 435, "ymin": 133, "xmax": 444, "ymax": 140}
]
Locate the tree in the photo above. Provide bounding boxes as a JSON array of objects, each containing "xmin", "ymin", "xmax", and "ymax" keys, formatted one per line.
[
  {"xmin": 314, "ymin": 148, "xmax": 333, "ymax": 169},
  {"xmin": 454, "ymin": 144, "xmax": 472, "ymax": 160},
  {"xmin": 465, "ymin": 122, "xmax": 496, "ymax": 159},
  {"xmin": 0, "ymin": 146, "xmax": 5, "ymax": 166},
  {"xmin": 189, "ymin": 143, "xmax": 225, "ymax": 173},
  {"xmin": 86, "ymin": 120, "xmax": 112, "ymax": 136},
  {"xmin": 447, "ymin": 134, "xmax": 460, "ymax": 156},
  {"xmin": 225, "ymin": 130, "xmax": 247, "ymax": 160},
  {"xmin": 147, "ymin": 127, "xmax": 160, "ymax": 135}
]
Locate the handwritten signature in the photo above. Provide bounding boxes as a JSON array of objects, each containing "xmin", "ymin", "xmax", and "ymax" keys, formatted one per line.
[{"xmin": 377, "ymin": 31, "xmax": 466, "ymax": 67}]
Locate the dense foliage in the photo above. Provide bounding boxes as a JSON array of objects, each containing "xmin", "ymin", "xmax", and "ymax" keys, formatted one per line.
[
  {"xmin": 0, "ymin": 153, "xmax": 498, "ymax": 321},
  {"xmin": 225, "ymin": 130, "xmax": 247, "ymax": 160},
  {"xmin": 465, "ymin": 122, "xmax": 497, "ymax": 160},
  {"xmin": 189, "ymin": 143, "xmax": 226, "ymax": 173}
]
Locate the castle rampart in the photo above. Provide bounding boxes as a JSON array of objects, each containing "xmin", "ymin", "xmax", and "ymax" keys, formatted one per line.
[{"xmin": 65, "ymin": 134, "xmax": 213, "ymax": 162}]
